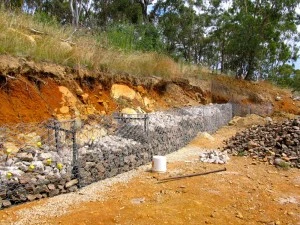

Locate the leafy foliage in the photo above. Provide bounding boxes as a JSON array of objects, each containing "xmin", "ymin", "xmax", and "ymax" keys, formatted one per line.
[
  {"xmin": 269, "ymin": 64, "xmax": 300, "ymax": 91},
  {"xmin": 105, "ymin": 23, "xmax": 163, "ymax": 52},
  {"xmin": 219, "ymin": 0, "xmax": 299, "ymax": 80}
]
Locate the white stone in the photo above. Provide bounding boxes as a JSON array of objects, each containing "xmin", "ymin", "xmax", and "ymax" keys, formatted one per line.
[
  {"xmin": 33, "ymin": 161, "xmax": 44, "ymax": 173},
  {"xmin": 14, "ymin": 162, "xmax": 27, "ymax": 172},
  {"xmin": 5, "ymin": 159, "xmax": 14, "ymax": 166},
  {"xmin": 292, "ymin": 96, "xmax": 300, "ymax": 101},
  {"xmin": 199, "ymin": 132, "xmax": 215, "ymax": 141},
  {"xmin": 38, "ymin": 153, "xmax": 52, "ymax": 161},
  {"xmin": 44, "ymin": 166, "xmax": 53, "ymax": 174},
  {"xmin": 199, "ymin": 150, "xmax": 229, "ymax": 164},
  {"xmin": 65, "ymin": 179, "xmax": 78, "ymax": 188},
  {"xmin": 265, "ymin": 117, "xmax": 273, "ymax": 123}
]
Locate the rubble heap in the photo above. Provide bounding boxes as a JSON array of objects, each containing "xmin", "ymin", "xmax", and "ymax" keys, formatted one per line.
[
  {"xmin": 224, "ymin": 118, "xmax": 300, "ymax": 168},
  {"xmin": 199, "ymin": 150, "xmax": 229, "ymax": 164}
]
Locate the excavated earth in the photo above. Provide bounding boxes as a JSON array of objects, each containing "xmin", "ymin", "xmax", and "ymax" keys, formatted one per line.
[
  {"xmin": 0, "ymin": 115, "xmax": 299, "ymax": 225},
  {"xmin": 0, "ymin": 55, "xmax": 299, "ymax": 126},
  {"xmin": 0, "ymin": 55, "xmax": 208, "ymax": 125}
]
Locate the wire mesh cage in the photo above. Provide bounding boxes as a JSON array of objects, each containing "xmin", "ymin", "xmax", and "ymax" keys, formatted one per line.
[{"xmin": 0, "ymin": 103, "xmax": 239, "ymax": 208}]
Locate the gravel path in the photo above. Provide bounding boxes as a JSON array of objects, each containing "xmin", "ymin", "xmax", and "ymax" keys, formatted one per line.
[{"xmin": 166, "ymin": 146, "xmax": 209, "ymax": 162}]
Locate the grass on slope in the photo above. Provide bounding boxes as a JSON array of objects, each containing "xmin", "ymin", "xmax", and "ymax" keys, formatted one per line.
[
  {"xmin": 0, "ymin": 9, "xmax": 202, "ymax": 78},
  {"xmin": 2, "ymin": 9, "xmax": 297, "ymax": 114}
]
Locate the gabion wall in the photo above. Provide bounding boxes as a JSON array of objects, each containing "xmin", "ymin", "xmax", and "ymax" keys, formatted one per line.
[{"xmin": 0, "ymin": 104, "xmax": 232, "ymax": 208}]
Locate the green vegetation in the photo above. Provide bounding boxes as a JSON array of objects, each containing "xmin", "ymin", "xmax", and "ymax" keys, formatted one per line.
[
  {"xmin": 105, "ymin": 23, "xmax": 163, "ymax": 52},
  {"xmin": 237, "ymin": 151, "xmax": 246, "ymax": 157},
  {"xmin": 278, "ymin": 161, "xmax": 290, "ymax": 170},
  {"xmin": 0, "ymin": 0, "xmax": 300, "ymax": 90},
  {"xmin": 0, "ymin": 8, "xmax": 185, "ymax": 78},
  {"xmin": 269, "ymin": 65, "xmax": 300, "ymax": 91}
]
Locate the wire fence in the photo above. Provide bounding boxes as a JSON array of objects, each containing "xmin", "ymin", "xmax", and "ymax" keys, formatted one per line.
[
  {"xmin": 231, "ymin": 102, "xmax": 273, "ymax": 117},
  {"xmin": 0, "ymin": 110, "xmax": 155, "ymax": 207}
]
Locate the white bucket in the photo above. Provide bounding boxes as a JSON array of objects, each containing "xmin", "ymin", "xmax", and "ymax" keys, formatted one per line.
[{"xmin": 152, "ymin": 155, "xmax": 167, "ymax": 173}]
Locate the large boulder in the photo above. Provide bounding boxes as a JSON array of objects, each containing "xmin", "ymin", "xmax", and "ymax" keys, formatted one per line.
[{"xmin": 111, "ymin": 84, "xmax": 136, "ymax": 100}]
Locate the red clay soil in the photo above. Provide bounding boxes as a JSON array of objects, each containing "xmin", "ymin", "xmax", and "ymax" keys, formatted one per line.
[
  {"xmin": 0, "ymin": 77, "xmax": 55, "ymax": 125},
  {"xmin": 213, "ymin": 76, "xmax": 300, "ymax": 115},
  {"xmin": 274, "ymin": 97, "xmax": 300, "ymax": 115},
  {"xmin": 51, "ymin": 160, "xmax": 300, "ymax": 225},
  {"xmin": 80, "ymin": 82, "xmax": 118, "ymax": 114},
  {"xmin": 39, "ymin": 78, "xmax": 63, "ymax": 114}
]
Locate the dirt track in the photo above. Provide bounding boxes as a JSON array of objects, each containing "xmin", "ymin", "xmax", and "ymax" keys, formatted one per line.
[{"xmin": 0, "ymin": 116, "xmax": 299, "ymax": 225}]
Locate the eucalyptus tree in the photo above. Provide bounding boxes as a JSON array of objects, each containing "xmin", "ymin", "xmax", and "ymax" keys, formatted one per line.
[
  {"xmin": 92, "ymin": 0, "xmax": 144, "ymax": 28},
  {"xmin": 153, "ymin": 0, "xmax": 206, "ymax": 61},
  {"xmin": 213, "ymin": 0, "xmax": 300, "ymax": 80}
]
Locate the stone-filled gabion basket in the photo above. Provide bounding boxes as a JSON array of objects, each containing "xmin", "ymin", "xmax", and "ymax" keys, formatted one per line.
[{"xmin": 0, "ymin": 104, "xmax": 233, "ymax": 208}]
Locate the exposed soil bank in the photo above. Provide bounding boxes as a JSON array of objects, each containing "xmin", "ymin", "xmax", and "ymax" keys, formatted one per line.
[{"xmin": 0, "ymin": 55, "xmax": 299, "ymax": 125}]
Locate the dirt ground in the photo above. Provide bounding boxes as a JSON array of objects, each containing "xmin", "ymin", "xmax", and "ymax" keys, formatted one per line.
[
  {"xmin": 0, "ymin": 115, "xmax": 299, "ymax": 225},
  {"xmin": 52, "ymin": 160, "xmax": 299, "ymax": 225}
]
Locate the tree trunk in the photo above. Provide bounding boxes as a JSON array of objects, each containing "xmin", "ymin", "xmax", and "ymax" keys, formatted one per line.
[
  {"xmin": 220, "ymin": 39, "xmax": 225, "ymax": 73},
  {"xmin": 70, "ymin": 0, "xmax": 82, "ymax": 27},
  {"xmin": 245, "ymin": 61, "xmax": 254, "ymax": 80},
  {"xmin": 137, "ymin": 0, "xmax": 150, "ymax": 22}
]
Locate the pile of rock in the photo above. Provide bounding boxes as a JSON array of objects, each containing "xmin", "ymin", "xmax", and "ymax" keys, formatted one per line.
[
  {"xmin": 199, "ymin": 150, "xmax": 229, "ymax": 164},
  {"xmin": 224, "ymin": 118, "xmax": 300, "ymax": 168}
]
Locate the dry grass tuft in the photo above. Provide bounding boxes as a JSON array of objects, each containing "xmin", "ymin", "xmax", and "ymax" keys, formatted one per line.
[{"xmin": 0, "ymin": 9, "xmax": 192, "ymax": 79}]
